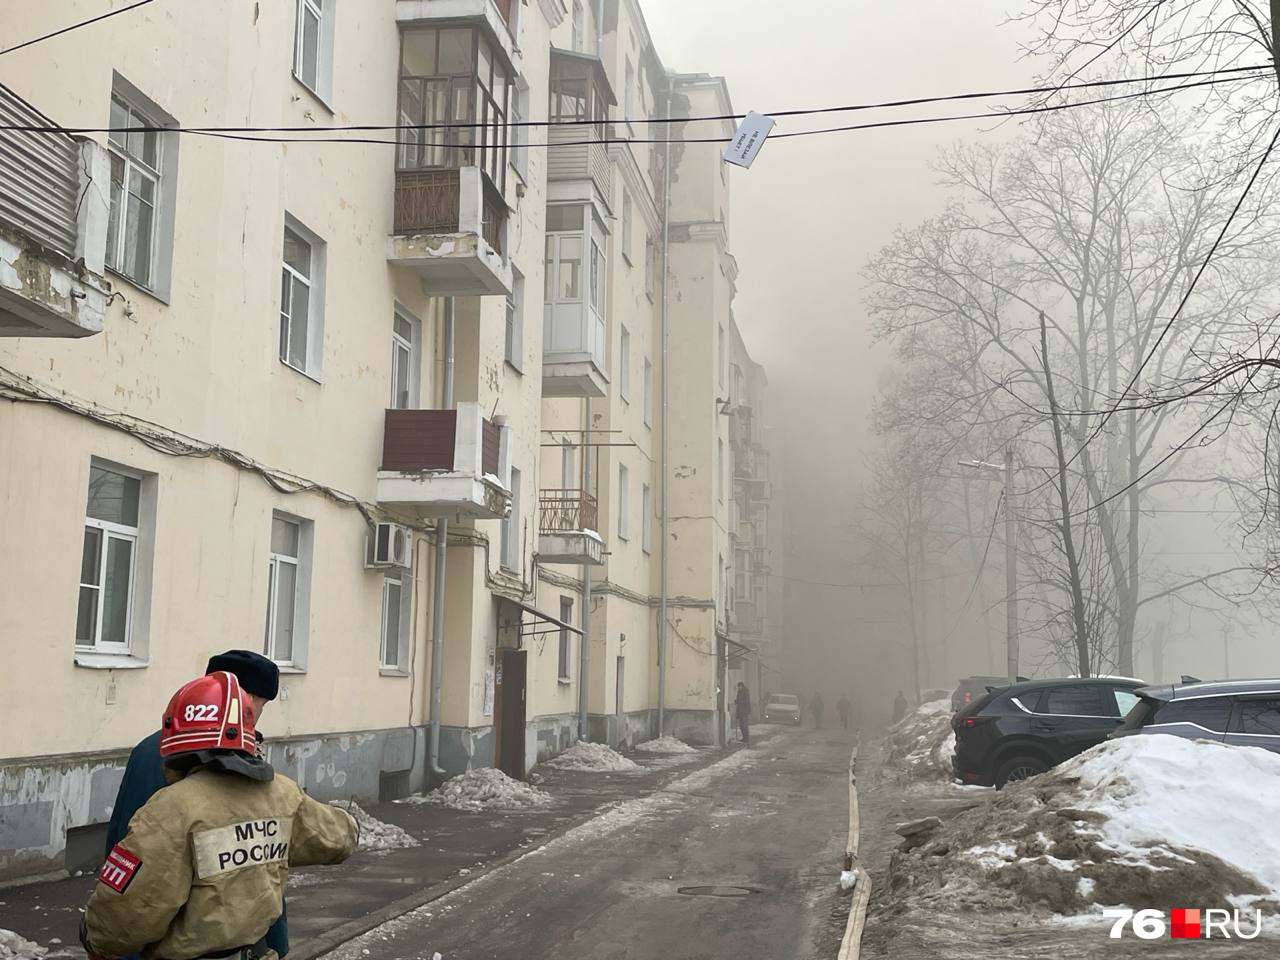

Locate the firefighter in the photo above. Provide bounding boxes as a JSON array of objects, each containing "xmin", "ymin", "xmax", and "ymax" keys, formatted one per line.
[{"xmin": 81, "ymin": 671, "xmax": 359, "ymax": 960}]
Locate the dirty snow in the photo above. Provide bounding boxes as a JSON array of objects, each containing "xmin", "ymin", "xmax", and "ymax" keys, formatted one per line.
[
  {"xmin": 543, "ymin": 741, "xmax": 640, "ymax": 772},
  {"xmin": 400, "ymin": 768, "xmax": 554, "ymax": 812},
  {"xmin": 0, "ymin": 930, "xmax": 45, "ymax": 960},
  {"xmin": 884, "ymin": 696, "xmax": 955, "ymax": 782},
  {"xmin": 331, "ymin": 800, "xmax": 419, "ymax": 851},
  {"xmin": 893, "ymin": 735, "xmax": 1280, "ymax": 918},
  {"xmin": 634, "ymin": 736, "xmax": 697, "ymax": 754}
]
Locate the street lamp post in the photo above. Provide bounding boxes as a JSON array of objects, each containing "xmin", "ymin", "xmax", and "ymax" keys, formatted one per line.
[{"xmin": 959, "ymin": 449, "xmax": 1019, "ymax": 686}]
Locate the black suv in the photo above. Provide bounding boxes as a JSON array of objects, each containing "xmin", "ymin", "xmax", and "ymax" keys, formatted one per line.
[
  {"xmin": 1111, "ymin": 678, "xmax": 1280, "ymax": 753},
  {"xmin": 951, "ymin": 677, "xmax": 1144, "ymax": 788}
]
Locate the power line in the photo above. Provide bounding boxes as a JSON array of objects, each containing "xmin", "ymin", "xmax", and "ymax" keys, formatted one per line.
[
  {"xmin": 0, "ymin": 66, "xmax": 1266, "ymax": 148},
  {"xmin": 0, "ymin": 0, "xmax": 158, "ymax": 57}
]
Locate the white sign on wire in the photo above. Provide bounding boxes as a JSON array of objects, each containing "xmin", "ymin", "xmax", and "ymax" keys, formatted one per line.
[{"xmin": 722, "ymin": 111, "xmax": 776, "ymax": 169}]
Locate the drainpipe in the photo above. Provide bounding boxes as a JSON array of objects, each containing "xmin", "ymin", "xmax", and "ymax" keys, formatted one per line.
[
  {"xmin": 428, "ymin": 297, "xmax": 456, "ymax": 779},
  {"xmin": 579, "ymin": 397, "xmax": 592, "ymax": 740},
  {"xmin": 657, "ymin": 86, "xmax": 673, "ymax": 736}
]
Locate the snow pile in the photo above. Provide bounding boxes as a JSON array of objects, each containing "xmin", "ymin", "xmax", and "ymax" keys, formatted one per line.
[
  {"xmin": 884, "ymin": 696, "xmax": 955, "ymax": 782},
  {"xmin": 403, "ymin": 768, "xmax": 554, "ymax": 812},
  {"xmin": 634, "ymin": 736, "xmax": 697, "ymax": 755},
  {"xmin": 543, "ymin": 741, "xmax": 640, "ymax": 772},
  {"xmin": 0, "ymin": 930, "xmax": 45, "ymax": 960},
  {"xmin": 331, "ymin": 800, "xmax": 419, "ymax": 851},
  {"xmin": 891, "ymin": 735, "xmax": 1280, "ymax": 916}
]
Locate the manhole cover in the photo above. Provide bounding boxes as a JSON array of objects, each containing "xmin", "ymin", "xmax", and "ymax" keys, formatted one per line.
[{"xmin": 677, "ymin": 885, "xmax": 759, "ymax": 898}]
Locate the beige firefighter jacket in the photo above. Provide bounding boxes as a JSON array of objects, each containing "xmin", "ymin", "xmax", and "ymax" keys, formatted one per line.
[{"xmin": 85, "ymin": 767, "xmax": 358, "ymax": 960}]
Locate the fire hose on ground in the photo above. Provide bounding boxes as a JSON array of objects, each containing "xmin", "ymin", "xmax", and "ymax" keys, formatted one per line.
[{"xmin": 837, "ymin": 735, "xmax": 871, "ymax": 960}]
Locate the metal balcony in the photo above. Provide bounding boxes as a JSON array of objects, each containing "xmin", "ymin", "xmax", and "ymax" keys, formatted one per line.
[{"xmin": 537, "ymin": 489, "xmax": 604, "ymax": 565}]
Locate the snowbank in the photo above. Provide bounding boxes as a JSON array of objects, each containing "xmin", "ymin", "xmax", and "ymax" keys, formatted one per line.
[
  {"xmin": 331, "ymin": 800, "xmax": 419, "ymax": 851},
  {"xmin": 892, "ymin": 735, "xmax": 1280, "ymax": 916},
  {"xmin": 884, "ymin": 696, "xmax": 954, "ymax": 782},
  {"xmin": 0, "ymin": 930, "xmax": 45, "ymax": 960},
  {"xmin": 401, "ymin": 768, "xmax": 554, "ymax": 812},
  {"xmin": 542, "ymin": 741, "xmax": 640, "ymax": 772},
  {"xmin": 634, "ymin": 736, "xmax": 697, "ymax": 755}
]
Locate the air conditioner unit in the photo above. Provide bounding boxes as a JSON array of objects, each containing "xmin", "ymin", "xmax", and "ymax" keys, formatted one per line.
[{"xmin": 367, "ymin": 522, "xmax": 413, "ymax": 569}]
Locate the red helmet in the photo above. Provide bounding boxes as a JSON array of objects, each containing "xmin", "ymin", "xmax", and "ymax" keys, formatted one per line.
[{"xmin": 160, "ymin": 671, "xmax": 257, "ymax": 762}]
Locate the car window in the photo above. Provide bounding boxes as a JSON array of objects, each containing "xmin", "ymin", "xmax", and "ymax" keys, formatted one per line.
[
  {"xmin": 1037, "ymin": 684, "xmax": 1105, "ymax": 716},
  {"xmin": 1234, "ymin": 699, "xmax": 1280, "ymax": 736},
  {"xmin": 1157, "ymin": 697, "xmax": 1233, "ymax": 732},
  {"xmin": 1112, "ymin": 688, "xmax": 1140, "ymax": 717}
]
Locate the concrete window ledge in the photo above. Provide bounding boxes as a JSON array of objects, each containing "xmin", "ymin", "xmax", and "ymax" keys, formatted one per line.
[
  {"xmin": 74, "ymin": 652, "xmax": 149, "ymax": 670},
  {"xmin": 379, "ymin": 669, "xmax": 411, "ymax": 678},
  {"xmin": 558, "ymin": 677, "xmax": 572, "ymax": 686},
  {"xmin": 278, "ymin": 666, "xmax": 308, "ymax": 676}
]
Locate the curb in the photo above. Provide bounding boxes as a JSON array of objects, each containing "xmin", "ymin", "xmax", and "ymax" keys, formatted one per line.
[
  {"xmin": 289, "ymin": 745, "xmax": 738, "ymax": 960},
  {"xmin": 837, "ymin": 735, "xmax": 871, "ymax": 960}
]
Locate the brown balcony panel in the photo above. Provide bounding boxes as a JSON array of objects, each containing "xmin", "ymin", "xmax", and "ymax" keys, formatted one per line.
[
  {"xmin": 481, "ymin": 418, "xmax": 501, "ymax": 478},
  {"xmin": 394, "ymin": 169, "xmax": 461, "ymax": 236},
  {"xmin": 482, "ymin": 191, "xmax": 505, "ymax": 256},
  {"xmin": 538, "ymin": 490, "xmax": 599, "ymax": 533},
  {"xmin": 382, "ymin": 409, "xmax": 457, "ymax": 472}
]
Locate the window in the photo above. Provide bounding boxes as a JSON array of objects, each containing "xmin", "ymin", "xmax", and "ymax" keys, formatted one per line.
[
  {"xmin": 558, "ymin": 596, "xmax": 574, "ymax": 680},
  {"xmin": 1111, "ymin": 687, "xmax": 1140, "ymax": 718},
  {"xmin": 502, "ymin": 467, "xmax": 522, "ymax": 571},
  {"xmin": 545, "ymin": 204, "xmax": 586, "ymax": 304},
  {"xmin": 1036, "ymin": 685, "xmax": 1106, "ymax": 716},
  {"xmin": 279, "ymin": 217, "xmax": 326, "ymax": 378},
  {"xmin": 398, "ymin": 27, "xmax": 511, "ymax": 191},
  {"xmin": 589, "ymin": 238, "xmax": 605, "ymax": 313},
  {"xmin": 77, "ymin": 466, "xmax": 141, "ymax": 651},
  {"xmin": 505, "ymin": 270, "xmax": 524, "ymax": 372},
  {"xmin": 391, "ymin": 310, "xmax": 419, "ymax": 409},
  {"xmin": 624, "ymin": 58, "xmax": 634, "ymax": 127},
  {"xmin": 641, "ymin": 483, "xmax": 652, "ymax": 553},
  {"xmin": 643, "ymin": 359, "xmax": 653, "ymax": 427},
  {"xmin": 549, "ymin": 52, "xmax": 608, "ymax": 139},
  {"xmin": 718, "ymin": 324, "xmax": 726, "ymax": 389},
  {"xmin": 106, "ymin": 83, "xmax": 177, "ymax": 296},
  {"xmin": 293, "ymin": 0, "xmax": 335, "ymax": 103},
  {"xmin": 619, "ymin": 326, "xmax": 631, "ymax": 400},
  {"xmin": 265, "ymin": 513, "xmax": 312, "ymax": 667},
  {"xmin": 511, "ymin": 81, "xmax": 530, "ymax": 182},
  {"xmin": 718, "ymin": 439, "xmax": 725, "ymax": 502},
  {"xmin": 1235, "ymin": 699, "xmax": 1280, "ymax": 736},
  {"xmin": 644, "ymin": 235, "xmax": 656, "ymax": 300},
  {"xmin": 621, "ymin": 192, "xmax": 633, "ymax": 264},
  {"xmin": 617, "ymin": 463, "xmax": 629, "ymax": 540},
  {"xmin": 380, "ymin": 572, "xmax": 410, "ymax": 671},
  {"xmin": 1156, "ymin": 697, "xmax": 1232, "ymax": 732},
  {"xmin": 571, "ymin": 0, "xmax": 584, "ymax": 52}
]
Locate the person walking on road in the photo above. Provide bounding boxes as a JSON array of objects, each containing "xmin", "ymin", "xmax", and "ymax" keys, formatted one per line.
[
  {"xmin": 837, "ymin": 694, "xmax": 851, "ymax": 731},
  {"xmin": 105, "ymin": 650, "xmax": 289, "ymax": 958},
  {"xmin": 810, "ymin": 692, "xmax": 825, "ymax": 729},
  {"xmin": 81, "ymin": 671, "xmax": 358, "ymax": 960},
  {"xmin": 735, "ymin": 682, "xmax": 752, "ymax": 746},
  {"xmin": 893, "ymin": 690, "xmax": 909, "ymax": 724}
]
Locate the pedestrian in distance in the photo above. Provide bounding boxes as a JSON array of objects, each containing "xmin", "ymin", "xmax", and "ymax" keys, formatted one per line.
[
  {"xmin": 893, "ymin": 690, "xmax": 909, "ymax": 724},
  {"xmin": 810, "ymin": 692, "xmax": 825, "ymax": 729},
  {"xmin": 105, "ymin": 650, "xmax": 290, "ymax": 959},
  {"xmin": 81, "ymin": 671, "xmax": 359, "ymax": 960},
  {"xmin": 837, "ymin": 694, "xmax": 851, "ymax": 731},
  {"xmin": 735, "ymin": 682, "xmax": 752, "ymax": 746}
]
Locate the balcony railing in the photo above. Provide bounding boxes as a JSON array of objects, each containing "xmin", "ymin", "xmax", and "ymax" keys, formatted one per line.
[
  {"xmin": 539, "ymin": 489, "xmax": 600, "ymax": 534},
  {"xmin": 393, "ymin": 169, "xmax": 461, "ymax": 236}
]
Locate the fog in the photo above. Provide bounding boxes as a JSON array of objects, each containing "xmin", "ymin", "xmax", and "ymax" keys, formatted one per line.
[{"xmin": 644, "ymin": 0, "xmax": 1280, "ymax": 714}]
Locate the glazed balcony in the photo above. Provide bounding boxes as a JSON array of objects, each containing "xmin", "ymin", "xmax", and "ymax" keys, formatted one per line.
[
  {"xmin": 537, "ymin": 490, "xmax": 604, "ymax": 565},
  {"xmin": 0, "ymin": 84, "xmax": 110, "ymax": 337},
  {"xmin": 377, "ymin": 402, "xmax": 512, "ymax": 519}
]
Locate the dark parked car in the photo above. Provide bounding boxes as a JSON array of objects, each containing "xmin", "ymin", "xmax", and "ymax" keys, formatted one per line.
[
  {"xmin": 951, "ymin": 675, "xmax": 1029, "ymax": 713},
  {"xmin": 952, "ymin": 677, "xmax": 1144, "ymax": 788},
  {"xmin": 1111, "ymin": 678, "xmax": 1280, "ymax": 753}
]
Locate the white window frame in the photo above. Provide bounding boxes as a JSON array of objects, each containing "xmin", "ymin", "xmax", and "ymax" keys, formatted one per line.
[
  {"xmin": 718, "ymin": 324, "xmax": 726, "ymax": 389},
  {"xmin": 265, "ymin": 512, "xmax": 313, "ymax": 669},
  {"xmin": 279, "ymin": 214, "xmax": 327, "ymax": 380},
  {"xmin": 77, "ymin": 470, "xmax": 139, "ymax": 653},
  {"xmin": 293, "ymin": 0, "xmax": 336, "ymax": 105},
  {"xmin": 558, "ymin": 596, "xmax": 574, "ymax": 681},
  {"xmin": 502, "ymin": 467, "xmax": 522, "ymax": 571},
  {"xmin": 619, "ymin": 326, "xmax": 631, "ymax": 402},
  {"xmin": 624, "ymin": 58, "xmax": 634, "ymax": 130},
  {"xmin": 643, "ymin": 358, "xmax": 653, "ymax": 428},
  {"xmin": 380, "ymin": 571, "xmax": 411, "ymax": 673},
  {"xmin": 617, "ymin": 462, "xmax": 630, "ymax": 541},
  {"xmin": 644, "ymin": 235, "xmax": 655, "ymax": 300},
  {"xmin": 571, "ymin": 0, "xmax": 584, "ymax": 51},
  {"xmin": 391, "ymin": 308, "xmax": 420, "ymax": 409},
  {"xmin": 105, "ymin": 77, "xmax": 178, "ymax": 300},
  {"xmin": 505, "ymin": 269, "xmax": 525, "ymax": 372},
  {"xmin": 641, "ymin": 482, "xmax": 652, "ymax": 554},
  {"xmin": 718, "ymin": 438, "xmax": 725, "ymax": 503},
  {"xmin": 511, "ymin": 81, "xmax": 530, "ymax": 183},
  {"xmin": 621, "ymin": 191, "xmax": 633, "ymax": 265}
]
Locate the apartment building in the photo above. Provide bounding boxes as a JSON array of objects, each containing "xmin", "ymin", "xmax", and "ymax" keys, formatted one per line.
[{"xmin": 0, "ymin": 0, "xmax": 776, "ymax": 880}]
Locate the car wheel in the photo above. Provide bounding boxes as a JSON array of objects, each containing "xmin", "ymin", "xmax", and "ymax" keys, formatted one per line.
[{"xmin": 994, "ymin": 755, "xmax": 1048, "ymax": 789}]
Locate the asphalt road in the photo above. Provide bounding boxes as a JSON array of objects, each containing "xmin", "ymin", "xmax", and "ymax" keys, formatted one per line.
[{"xmin": 323, "ymin": 726, "xmax": 856, "ymax": 960}]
